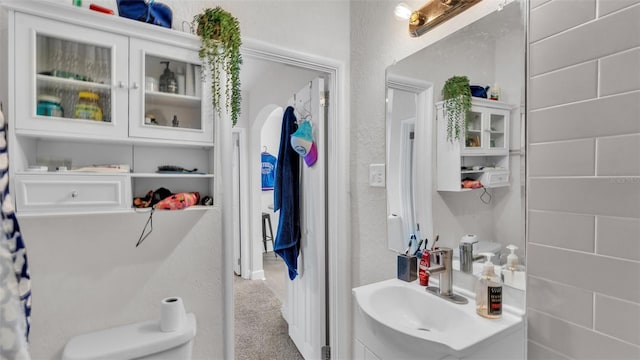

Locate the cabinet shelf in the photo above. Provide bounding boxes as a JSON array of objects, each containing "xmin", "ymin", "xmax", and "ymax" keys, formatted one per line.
[
  {"xmin": 37, "ymin": 74, "xmax": 111, "ymax": 91},
  {"xmin": 461, "ymin": 170, "xmax": 484, "ymax": 174},
  {"xmin": 17, "ymin": 204, "xmax": 216, "ymax": 218},
  {"xmin": 131, "ymin": 173, "xmax": 214, "ymax": 179},
  {"xmin": 15, "ymin": 129, "xmax": 215, "ymax": 148},
  {"xmin": 145, "ymin": 90, "xmax": 201, "ymax": 107}
]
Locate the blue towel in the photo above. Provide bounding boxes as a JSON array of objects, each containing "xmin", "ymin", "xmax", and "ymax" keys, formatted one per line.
[{"xmin": 273, "ymin": 106, "xmax": 300, "ymax": 280}]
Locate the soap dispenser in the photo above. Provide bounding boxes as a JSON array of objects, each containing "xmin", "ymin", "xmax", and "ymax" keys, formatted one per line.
[
  {"xmin": 159, "ymin": 61, "xmax": 177, "ymax": 94},
  {"xmin": 501, "ymin": 245, "xmax": 526, "ymax": 290},
  {"xmin": 475, "ymin": 252, "xmax": 502, "ymax": 319}
]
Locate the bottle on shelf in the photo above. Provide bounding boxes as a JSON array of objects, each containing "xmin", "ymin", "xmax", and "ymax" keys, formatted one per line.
[
  {"xmin": 159, "ymin": 61, "xmax": 177, "ymax": 94},
  {"xmin": 74, "ymin": 91, "xmax": 103, "ymax": 121},
  {"xmin": 501, "ymin": 244, "xmax": 526, "ymax": 289}
]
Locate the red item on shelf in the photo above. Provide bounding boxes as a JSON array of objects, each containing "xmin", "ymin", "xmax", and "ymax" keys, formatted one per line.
[
  {"xmin": 89, "ymin": 4, "xmax": 115, "ymax": 15},
  {"xmin": 462, "ymin": 179, "xmax": 483, "ymax": 189}
]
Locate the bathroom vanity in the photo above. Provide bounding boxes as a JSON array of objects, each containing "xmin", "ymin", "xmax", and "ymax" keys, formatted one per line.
[{"xmin": 353, "ymin": 279, "xmax": 525, "ymax": 360}]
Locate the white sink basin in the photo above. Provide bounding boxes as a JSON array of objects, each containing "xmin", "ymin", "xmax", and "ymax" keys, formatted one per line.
[{"xmin": 353, "ymin": 279, "xmax": 524, "ymax": 359}]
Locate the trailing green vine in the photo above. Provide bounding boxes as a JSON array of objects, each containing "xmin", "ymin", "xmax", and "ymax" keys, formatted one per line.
[
  {"xmin": 193, "ymin": 7, "xmax": 242, "ymax": 126},
  {"xmin": 442, "ymin": 75, "xmax": 472, "ymax": 142}
]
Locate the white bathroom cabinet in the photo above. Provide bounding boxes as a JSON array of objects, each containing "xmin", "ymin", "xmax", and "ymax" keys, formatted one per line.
[
  {"xmin": 1, "ymin": 2, "xmax": 218, "ymax": 214},
  {"xmin": 436, "ymin": 98, "xmax": 514, "ymax": 192}
]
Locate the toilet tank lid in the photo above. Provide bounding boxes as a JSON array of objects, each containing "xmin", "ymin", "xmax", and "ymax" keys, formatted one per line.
[{"xmin": 62, "ymin": 313, "xmax": 196, "ymax": 360}]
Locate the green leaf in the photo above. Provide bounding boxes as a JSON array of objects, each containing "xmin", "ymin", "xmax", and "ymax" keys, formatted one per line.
[{"xmin": 442, "ymin": 76, "xmax": 471, "ymax": 143}]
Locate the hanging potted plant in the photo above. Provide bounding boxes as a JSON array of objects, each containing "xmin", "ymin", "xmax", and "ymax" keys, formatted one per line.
[
  {"xmin": 441, "ymin": 75, "xmax": 472, "ymax": 142},
  {"xmin": 193, "ymin": 7, "xmax": 242, "ymax": 126}
]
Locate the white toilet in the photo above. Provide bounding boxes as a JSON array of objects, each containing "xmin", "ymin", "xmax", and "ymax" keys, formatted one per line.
[{"xmin": 61, "ymin": 313, "xmax": 196, "ymax": 360}]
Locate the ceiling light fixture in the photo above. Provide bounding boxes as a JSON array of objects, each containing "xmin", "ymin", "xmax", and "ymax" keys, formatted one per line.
[{"xmin": 408, "ymin": 0, "xmax": 482, "ymax": 37}]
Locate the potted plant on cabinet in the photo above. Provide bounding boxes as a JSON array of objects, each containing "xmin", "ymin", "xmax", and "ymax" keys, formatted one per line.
[
  {"xmin": 193, "ymin": 7, "xmax": 242, "ymax": 126},
  {"xmin": 442, "ymin": 75, "xmax": 471, "ymax": 142}
]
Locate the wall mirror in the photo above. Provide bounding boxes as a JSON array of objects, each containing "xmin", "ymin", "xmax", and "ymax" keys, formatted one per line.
[{"xmin": 386, "ymin": 0, "xmax": 526, "ymax": 291}]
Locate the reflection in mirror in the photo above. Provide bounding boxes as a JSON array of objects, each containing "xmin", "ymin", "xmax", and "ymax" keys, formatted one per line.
[
  {"xmin": 386, "ymin": 79, "xmax": 416, "ymax": 252},
  {"xmin": 386, "ymin": 75, "xmax": 433, "ymax": 254},
  {"xmin": 386, "ymin": 0, "xmax": 525, "ymax": 292}
]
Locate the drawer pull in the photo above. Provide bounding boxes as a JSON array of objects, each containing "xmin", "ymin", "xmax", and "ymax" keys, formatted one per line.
[{"xmin": 71, "ymin": 191, "xmax": 79, "ymax": 198}]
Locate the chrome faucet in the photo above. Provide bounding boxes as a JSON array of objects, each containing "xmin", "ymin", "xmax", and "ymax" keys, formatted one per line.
[{"xmin": 425, "ymin": 247, "xmax": 468, "ymax": 304}]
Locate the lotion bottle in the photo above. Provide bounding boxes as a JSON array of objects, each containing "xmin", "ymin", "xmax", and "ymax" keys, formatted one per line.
[{"xmin": 475, "ymin": 252, "xmax": 502, "ymax": 319}]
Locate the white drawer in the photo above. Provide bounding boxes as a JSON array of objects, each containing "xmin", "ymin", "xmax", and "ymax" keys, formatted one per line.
[
  {"xmin": 483, "ymin": 171, "xmax": 509, "ymax": 188},
  {"xmin": 15, "ymin": 174, "xmax": 129, "ymax": 213}
]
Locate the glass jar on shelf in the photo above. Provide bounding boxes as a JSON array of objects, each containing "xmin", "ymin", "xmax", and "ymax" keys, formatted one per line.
[
  {"xmin": 74, "ymin": 91, "xmax": 103, "ymax": 121},
  {"xmin": 37, "ymin": 95, "xmax": 64, "ymax": 117}
]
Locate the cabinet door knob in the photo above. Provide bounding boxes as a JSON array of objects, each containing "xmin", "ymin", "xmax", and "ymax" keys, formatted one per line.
[
  {"xmin": 71, "ymin": 191, "xmax": 79, "ymax": 198},
  {"xmin": 132, "ymin": 82, "xmax": 139, "ymax": 89},
  {"xmin": 118, "ymin": 81, "xmax": 126, "ymax": 89}
]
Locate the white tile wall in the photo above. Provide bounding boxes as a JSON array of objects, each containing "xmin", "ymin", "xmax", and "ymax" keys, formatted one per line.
[
  {"xmin": 600, "ymin": 48, "xmax": 640, "ymax": 96},
  {"xmin": 597, "ymin": 134, "xmax": 640, "ymax": 176},
  {"xmin": 529, "ymin": 178, "xmax": 640, "ymax": 217},
  {"xmin": 527, "ymin": 276, "xmax": 594, "ymax": 327},
  {"xmin": 529, "ymin": 139, "xmax": 595, "ymax": 176},
  {"xmin": 529, "ymin": 92, "xmax": 640, "ymax": 143},
  {"xmin": 594, "ymin": 294, "xmax": 640, "ymax": 346},
  {"xmin": 528, "ymin": 309, "xmax": 640, "ymax": 359},
  {"xmin": 530, "ymin": 61, "xmax": 598, "ymax": 109},
  {"xmin": 527, "ymin": 341, "xmax": 571, "ymax": 360},
  {"xmin": 528, "ymin": 3, "xmax": 640, "ymax": 355},
  {"xmin": 528, "ymin": 244, "xmax": 640, "ymax": 303},
  {"xmin": 596, "ymin": 216, "xmax": 640, "ymax": 261},
  {"xmin": 530, "ymin": 0, "xmax": 596, "ymax": 43},
  {"xmin": 599, "ymin": 0, "xmax": 640, "ymax": 16},
  {"xmin": 530, "ymin": 4, "xmax": 640, "ymax": 76},
  {"xmin": 529, "ymin": 210, "xmax": 595, "ymax": 252}
]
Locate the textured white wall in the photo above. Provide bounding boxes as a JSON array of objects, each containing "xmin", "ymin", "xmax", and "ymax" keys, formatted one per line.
[
  {"xmin": 527, "ymin": 0, "xmax": 640, "ymax": 358},
  {"xmin": 23, "ymin": 209, "xmax": 223, "ymax": 359}
]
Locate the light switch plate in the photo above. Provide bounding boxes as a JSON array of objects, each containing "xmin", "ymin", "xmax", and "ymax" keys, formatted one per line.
[{"xmin": 369, "ymin": 164, "xmax": 385, "ymax": 187}]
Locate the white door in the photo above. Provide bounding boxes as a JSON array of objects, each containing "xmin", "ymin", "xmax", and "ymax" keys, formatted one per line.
[{"xmin": 284, "ymin": 78, "xmax": 327, "ymax": 359}]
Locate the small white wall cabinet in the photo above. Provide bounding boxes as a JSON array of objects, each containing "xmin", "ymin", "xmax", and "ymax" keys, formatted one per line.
[
  {"xmin": 1, "ymin": 2, "xmax": 218, "ymax": 214},
  {"xmin": 437, "ymin": 98, "xmax": 513, "ymax": 192}
]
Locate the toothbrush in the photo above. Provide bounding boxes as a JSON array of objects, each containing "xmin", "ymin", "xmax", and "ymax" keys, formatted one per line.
[
  {"xmin": 431, "ymin": 234, "xmax": 440, "ymax": 251},
  {"xmin": 404, "ymin": 237, "xmax": 413, "ymax": 255},
  {"xmin": 413, "ymin": 239, "xmax": 424, "ymax": 255}
]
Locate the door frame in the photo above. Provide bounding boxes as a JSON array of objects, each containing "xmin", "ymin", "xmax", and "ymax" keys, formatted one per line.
[{"xmin": 222, "ymin": 38, "xmax": 350, "ymax": 359}]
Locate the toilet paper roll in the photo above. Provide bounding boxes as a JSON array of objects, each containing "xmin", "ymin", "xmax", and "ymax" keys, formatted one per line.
[
  {"xmin": 387, "ymin": 214, "xmax": 404, "ymax": 253},
  {"xmin": 160, "ymin": 297, "xmax": 186, "ymax": 332}
]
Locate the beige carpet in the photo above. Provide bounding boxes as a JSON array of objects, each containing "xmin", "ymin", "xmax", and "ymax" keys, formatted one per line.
[
  {"xmin": 262, "ymin": 252, "xmax": 286, "ymax": 303},
  {"xmin": 234, "ymin": 257, "xmax": 303, "ymax": 360}
]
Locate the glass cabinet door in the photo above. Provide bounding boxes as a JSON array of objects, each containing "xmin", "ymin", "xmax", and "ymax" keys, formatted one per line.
[
  {"xmin": 464, "ymin": 110, "xmax": 483, "ymax": 150},
  {"xmin": 128, "ymin": 38, "xmax": 213, "ymax": 144},
  {"xmin": 14, "ymin": 13, "xmax": 129, "ymax": 138},
  {"xmin": 488, "ymin": 113, "xmax": 506, "ymax": 150}
]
